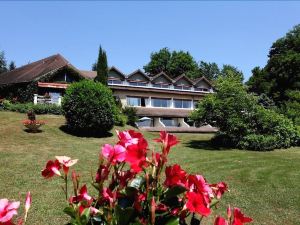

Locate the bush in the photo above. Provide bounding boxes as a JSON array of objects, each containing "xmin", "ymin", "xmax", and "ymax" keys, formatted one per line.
[
  {"xmin": 114, "ymin": 113, "xmax": 127, "ymax": 127},
  {"xmin": 2, "ymin": 100, "xmax": 62, "ymax": 115},
  {"xmin": 122, "ymin": 106, "xmax": 138, "ymax": 127},
  {"xmin": 62, "ymin": 80, "xmax": 116, "ymax": 135},
  {"xmin": 238, "ymin": 134, "xmax": 278, "ymax": 151}
]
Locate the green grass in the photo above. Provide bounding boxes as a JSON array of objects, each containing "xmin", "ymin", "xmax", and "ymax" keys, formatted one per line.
[{"xmin": 0, "ymin": 111, "xmax": 299, "ymax": 225}]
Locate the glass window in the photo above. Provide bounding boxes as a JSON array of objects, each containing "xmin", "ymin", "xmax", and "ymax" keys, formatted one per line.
[
  {"xmin": 194, "ymin": 87, "xmax": 209, "ymax": 92},
  {"xmin": 108, "ymin": 79, "xmax": 122, "ymax": 85},
  {"xmin": 127, "ymin": 97, "xmax": 141, "ymax": 106},
  {"xmin": 174, "ymin": 85, "xmax": 191, "ymax": 90},
  {"xmin": 161, "ymin": 118, "xmax": 177, "ymax": 127},
  {"xmin": 174, "ymin": 99, "xmax": 192, "ymax": 108},
  {"xmin": 152, "ymin": 83, "xmax": 170, "ymax": 89},
  {"xmin": 152, "ymin": 98, "xmax": 171, "ymax": 108},
  {"xmin": 129, "ymin": 81, "xmax": 147, "ymax": 87}
]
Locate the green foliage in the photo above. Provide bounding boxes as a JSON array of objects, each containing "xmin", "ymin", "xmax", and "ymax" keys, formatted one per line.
[
  {"xmin": 122, "ymin": 106, "xmax": 138, "ymax": 127},
  {"xmin": 257, "ymin": 93, "xmax": 276, "ymax": 110},
  {"xmin": 197, "ymin": 61, "xmax": 220, "ymax": 80},
  {"xmin": 94, "ymin": 46, "xmax": 108, "ymax": 85},
  {"xmin": 2, "ymin": 100, "xmax": 62, "ymax": 114},
  {"xmin": 8, "ymin": 61, "xmax": 16, "ymax": 71},
  {"xmin": 143, "ymin": 48, "xmax": 198, "ymax": 78},
  {"xmin": 220, "ymin": 64, "xmax": 244, "ymax": 82},
  {"xmin": 246, "ymin": 67, "xmax": 271, "ymax": 95},
  {"xmin": 191, "ymin": 75, "xmax": 300, "ymax": 150},
  {"xmin": 114, "ymin": 113, "xmax": 127, "ymax": 127},
  {"xmin": 62, "ymin": 80, "xmax": 116, "ymax": 135}
]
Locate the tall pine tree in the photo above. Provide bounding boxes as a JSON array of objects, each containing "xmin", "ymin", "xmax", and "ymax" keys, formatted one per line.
[
  {"xmin": 94, "ymin": 46, "xmax": 108, "ymax": 84},
  {"xmin": 0, "ymin": 51, "xmax": 8, "ymax": 74},
  {"xmin": 9, "ymin": 61, "xmax": 16, "ymax": 71}
]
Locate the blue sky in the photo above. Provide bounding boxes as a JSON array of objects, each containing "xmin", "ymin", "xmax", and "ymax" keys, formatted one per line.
[{"xmin": 1, "ymin": 1, "xmax": 300, "ymax": 81}]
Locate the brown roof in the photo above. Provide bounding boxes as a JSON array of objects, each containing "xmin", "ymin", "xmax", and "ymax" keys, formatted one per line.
[
  {"xmin": 136, "ymin": 107, "xmax": 192, "ymax": 117},
  {"xmin": 0, "ymin": 54, "xmax": 74, "ymax": 85},
  {"xmin": 80, "ymin": 70, "xmax": 97, "ymax": 79}
]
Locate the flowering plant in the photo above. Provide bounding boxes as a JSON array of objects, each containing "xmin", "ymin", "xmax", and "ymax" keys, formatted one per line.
[
  {"xmin": 22, "ymin": 111, "xmax": 45, "ymax": 132},
  {"xmin": 42, "ymin": 130, "xmax": 252, "ymax": 225},
  {"xmin": 0, "ymin": 192, "xmax": 31, "ymax": 225}
]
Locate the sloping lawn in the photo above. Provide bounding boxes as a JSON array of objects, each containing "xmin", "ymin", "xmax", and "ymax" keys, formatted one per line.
[{"xmin": 0, "ymin": 111, "xmax": 299, "ymax": 225}]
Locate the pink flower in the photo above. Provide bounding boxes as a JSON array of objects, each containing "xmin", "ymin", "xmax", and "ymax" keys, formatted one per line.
[
  {"xmin": 0, "ymin": 199, "xmax": 20, "ymax": 223},
  {"xmin": 154, "ymin": 131, "xmax": 179, "ymax": 155},
  {"xmin": 164, "ymin": 164, "xmax": 187, "ymax": 187},
  {"xmin": 41, "ymin": 160, "xmax": 61, "ymax": 178},
  {"xmin": 102, "ymin": 188, "xmax": 116, "ymax": 204},
  {"xmin": 70, "ymin": 185, "xmax": 92, "ymax": 203},
  {"xmin": 232, "ymin": 208, "xmax": 253, "ymax": 225},
  {"xmin": 95, "ymin": 165, "xmax": 109, "ymax": 183},
  {"xmin": 55, "ymin": 156, "xmax": 78, "ymax": 175},
  {"xmin": 117, "ymin": 130, "xmax": 144, "ymax": 147},
  {"xmin": 185, "ymin": 191, "xmax": 211, "ymax": 217},
  {"xmin": 187, "ymin": 175, "xmax": 213, "ymax": 199},
  {"xmin": 214, "ymin": 216, "xmax": 228, "ymax": 225},
  {"xmin": 101, "ymin": 144, "xmax": 126, "ymax": 165},
  {"xmin": 210, "ymin": 182, "xmax": 228, "ymax": 199},
  {"xmin": 24, "ymin": 192, "xmax": 31, "ymax": 214}
]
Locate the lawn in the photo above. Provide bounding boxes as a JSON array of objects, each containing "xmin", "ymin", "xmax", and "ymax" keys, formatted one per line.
[{"xmin": 0, "ymin": 111, "xmax": 299, "ymax": 225}]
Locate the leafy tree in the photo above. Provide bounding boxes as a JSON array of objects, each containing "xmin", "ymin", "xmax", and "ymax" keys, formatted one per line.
[
  {"xmin": 197, "ymin": 61, "xmax": 220, "ymax": 80},
  {"xmin": 144, "ymin": 48, "xmax": 198, "ymax": 78},
  {"xmin": 143, "ymin": 48, "xmax": 171, "ymax": 75},
  {"xmin": 9, "ymin": 61, "xmax": 16, "ymax": 71},
  {"xmin": 246, "ymin": 67, "xmax": 272, "ymax": 95},
  {"xmin": 91, "ymin": 62, "xmax": 97, "ymax": 71},
  {"xmin": 190, "ymin": 75, "xmax": 299, "ymax": 150},
  {"xmin": 0, "ymin": 51, "xmax": 7, "ymax": 74},
  {"xmin": 94, "ymin": 46, "xmax": 108, "ymax": 85},
  {"xmin": 220, "ymin": 64, "xmax": 244, "ymax": 81}
]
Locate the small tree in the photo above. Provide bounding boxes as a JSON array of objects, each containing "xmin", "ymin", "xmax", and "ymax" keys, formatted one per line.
[
  {"xmin": 94, "ymin": 46, "xmax": 108, "ymax": 85},
  {"xmin": 9, "ymin": 61, "xmax": 16, "ymax": 71},
  {"xmin": 0, "ymin": 51, "xmax": 8, "ymax": 74}
]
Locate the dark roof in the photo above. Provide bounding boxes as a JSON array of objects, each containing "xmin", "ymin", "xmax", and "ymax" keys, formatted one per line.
[
  {"xmin": 136, "ymin": 107, "xmax": 192, "ymax": 117},
  {"xmin": 193, "ymin": 76, "xmax": 213, "ymax": 86},
  {"xmin": 173, "ymin": 74, "xmax": 194, "ymax": 85},
  {"xmin": 127, "ymin": 69, "xmax": 150, "ymax": 80},
  {"xmin": 0, "ymin": 54, "xmax": 85, "ymax": 85},
  {"xmin": 110, "ymin": 66, "xmax": 126, "ymax": 79},
  {"xmin": 151, "ymin": 72, "xmax": 173, "ymax": 83}
]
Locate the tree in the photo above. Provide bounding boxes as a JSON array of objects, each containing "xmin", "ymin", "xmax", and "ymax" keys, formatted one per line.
[
  {"xmin": 198, "ymin": 61, "xmax": 220, "ymax": 80},
  {"xmin": 190, "ymin": 75, "xmax": 299, "ymax": 150},
  {"xmin": 220, "ymin": 64, "xmax": 244, "ymax": 82},
  {"xmin": 246, "ymin": 67, "xmax": 271, "ymax": 95},
  {"xmin": 94, "ymin": 46, "xmax": 108, "ymax": 84},
  {"xmin": 9, "ymin": 61, "xmax": 16, "ymax": 71},
  {"xmin": 143, "ymin": 48, "xmax": 198, "ymax": 78},
  {"xmin": 0, "ymin": 51, "xmax": 7, "ymax": 74}
]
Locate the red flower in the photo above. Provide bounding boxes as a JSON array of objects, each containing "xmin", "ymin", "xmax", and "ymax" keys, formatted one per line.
[
  {"xmin": 210, "ymin": 182, "xmax": 228, "ymax": 199},
  {"xmin": 117, "ymin": 130, "xmax": 147, "ymax": 149},
  {"xmin": 101, "ymin": 144, "xmax": 126, "ymax": 165},
  {"xmin": 154, "ymin": 131, "xmax": 179, "ymax": 155},
  {"xmin": 0, "ymin": 199, "xmax": 20, "ymax": 224},
  {"xmin": 70, "ymin": 185, "xmax": 92, "ymax": 204},
  {"xmin": 117, "ymin": 170, "xmax": 135, "ymax": 188},
  {"xmin": 187, "ymin": 175, "xmax": 213, "ymax": 199},
  {"xmin": 214, "ymin": 216, "xmax": 228, "ymax": 225},
  {"xmin": 41, "ymin": 160, "xmax": 61, "ymax": 178},
  {"xmin": 185, "ymin": 191, "xmax": 211, "ymax": 217},
  {"xmin": 232, "ymin": 208, "xmax": 253, "ymax": 225},
  {"xmin": 102, "ymin": 188, "xmax": 116, "ymax": 204},
  {"xmin": 55, "ymin": 156, "xmax": 78, "ymax": 175},
  {"xmin": 164, "ymin": 164, "xmax": 187, "ymax": 187},
  {"xmin": 125, "ymin": 143, "xmax": 148, "ymax": 172},
  {"xmin": 95, "ymin": 165, "xmax": 109, "ymax": 183}
]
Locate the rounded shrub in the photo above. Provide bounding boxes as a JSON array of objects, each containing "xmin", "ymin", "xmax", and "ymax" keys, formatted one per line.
[{"xmin": 62, "ymin": 80, "xmax": 116, "ymax": 135}]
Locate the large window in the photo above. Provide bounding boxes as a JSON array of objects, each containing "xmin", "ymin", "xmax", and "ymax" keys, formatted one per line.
[
  {"xmin": 128, "ymin": 81, "xmax": 147, "ymax": 87},
  {"xmin": 194, "ymin": 87, "xmax": 209, "ymax": 92},
  {"xmin": 151, "ymin": 98, "xmax": 171, "ymax": 108},
  {"xmin": 161, "ymin": 118, "xmax": 177, "ymax": 127},
  {"xmin": 174, "ymin": 99, "xmax": 192, "ymax": 109},
  {"xmin": 127, "ymin": 97, "xmax": 148, "ymax": 107}
]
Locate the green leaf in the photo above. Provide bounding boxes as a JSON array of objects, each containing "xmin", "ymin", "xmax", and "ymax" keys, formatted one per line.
[
  {"xmin": 63, "ymin": 206, "xmax": 76, "ymax": 219},
  {"xmin": 165, "ymin": 217, "xmax": 180, "ymax": 225},
  {"xmin": 129, "ymin": 177, "xmax": 145, "ymax": 189},
  {"xmin": 115, "ymin": 205, "xmax": 135, "ymax": 225},
  {"xmin": 80, "ymin": 207, "xmax": 91, "ymax": 225},
  {"xmin": 165, "ymin": 185, "xmax": 186, "ymax": 199}
]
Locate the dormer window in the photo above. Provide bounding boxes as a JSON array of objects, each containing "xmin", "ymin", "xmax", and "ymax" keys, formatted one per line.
[
  {"xmin": 108, "ymin": 79, "xmax": 123, "ymax": 85},
  {"xmin": 128, "ymin": 81, "xmax": 147, "ymax": 87},
  {"xmin": 152, "ymin": 83, "xmax": 170, "ymax": 89},
  {"xmin": 174, "ymin": 85, "xmax": 191, "ymax": 90},
  {"xmin": 194, "ymin": 87, "xmax": 209, "ymax": 92}
]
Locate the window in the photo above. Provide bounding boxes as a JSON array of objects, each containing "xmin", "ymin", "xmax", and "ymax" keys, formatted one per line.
[
  {"xmin": 194, "ymin": 87, "xmax": 209, "ymax": 92},
  {"xmin": 152, "ymin": 83, "xmax": 170, "ymax": 89},
  {"xmin": 128, "ymin": 81, "xmax": 147, "ymax": 87},
  {"xmin": 174, "ymin": 99, "xmax": 192, "ymax": 109},
  {"xmin": 161, "ymin": 118, "xmax": 177, "ymax": 127},
  {"xmin": 174, "ymin": 85, "xmax": 191, "ymax": 90},
  {"xmin": 108, "ymin": 79, "xmax": 123, "ymax": 85},
  {"xmin": 151, "ymin": 98, "xmax": 171, "ymax": 108},
  {"xmin": 127, "ymin": 97, "xmax": 141, "ymax": 106}
]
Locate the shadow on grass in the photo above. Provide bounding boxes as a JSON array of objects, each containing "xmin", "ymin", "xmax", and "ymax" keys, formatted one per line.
[
  {"xmin": 185, "ymin": 139, "xmax": 232, "ymax": 151},
  {"xmin": 23, "ymin": 129, "xmax": 43, "ymax": 133},
  {"xmin": 59, "ymin": 125, "xmax": 113, "ymax": 138}
]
